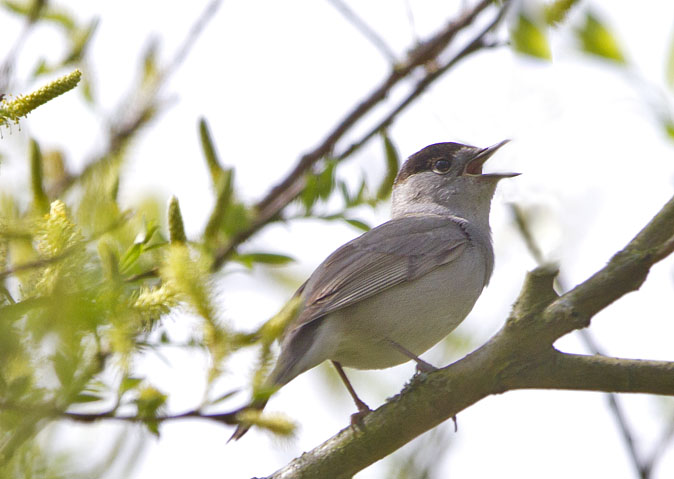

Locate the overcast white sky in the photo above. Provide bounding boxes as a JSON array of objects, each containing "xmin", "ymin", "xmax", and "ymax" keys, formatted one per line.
[{"xmin": 2, "ymin": 1, "xmax": 674, "ymax": 478}]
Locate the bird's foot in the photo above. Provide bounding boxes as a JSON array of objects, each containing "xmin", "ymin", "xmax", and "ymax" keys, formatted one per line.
[
  {"xmin": 350, "ymin": 403, "xmax": 373, "ymax": 431},
  {"xmin": 414, "ymin": 358, "xmax": 439, "ymax": 375}
]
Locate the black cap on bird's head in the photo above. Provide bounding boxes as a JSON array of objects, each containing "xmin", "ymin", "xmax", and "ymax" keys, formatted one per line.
[
  {"xmin": 391, "ymin": 140, "xmax": 519, "ymax": 224},
  {"xmin": 394, "ymin": 140, "xmax": 519, "ymax": 186}
]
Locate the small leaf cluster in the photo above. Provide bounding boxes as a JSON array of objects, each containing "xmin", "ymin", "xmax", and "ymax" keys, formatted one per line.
[
  {"xmin": 509, "ymin": 1, "xmax": 624, "ymax": 63},
  {"xmin": 509, "ymin": 1, "xmax": 674, "ymax": 142},
  {"xmin": 297, "ymin": 130, "xmax": 401, "ymax": 232}
]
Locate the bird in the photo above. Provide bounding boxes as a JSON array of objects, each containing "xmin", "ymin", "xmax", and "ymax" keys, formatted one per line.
[{"xmin": 230, "ymin": 140, "xmax": 517, "ymax": 440}]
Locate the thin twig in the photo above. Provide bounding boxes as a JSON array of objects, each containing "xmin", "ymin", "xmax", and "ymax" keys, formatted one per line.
[
  {"xmin": 162, "ymin": 0, "xmax": 222, "ymax": 79},
  {"xmin": 326, "ymin": 0, "xmax": 396, "ymax": 62},
  {"xmin": 0, "ymin": 1, "xmax": 44, "ymax": 92},
  {"xmin": 0, "ymin": 397, "xmax": 239, "ymax": 426},
  {"xmin": 54, "ymin": 0, "xmax": 222, "ymax": 196},
  {"xmin": 336, "ymin": 5, "xmax": 508, "ymax": 162},
  {"xmin": 62, "ymin": 409, "xmax": 239, "ymax": 426},
  {"xmin": 642, "ymin": 418, "xmax": 674, "ymax": 478}
]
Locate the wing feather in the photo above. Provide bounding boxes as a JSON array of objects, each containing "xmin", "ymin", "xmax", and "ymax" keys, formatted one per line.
[{"xmin": 294, "ymin": 214, "xmax": 469, "ymax": 328}]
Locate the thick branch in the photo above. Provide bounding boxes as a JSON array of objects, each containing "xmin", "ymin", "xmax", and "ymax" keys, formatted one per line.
[
  {"xmin": 540, "ymin": 193, "xmax": 674, "ymax": 341},
  {"xmin": 508, "ymin": 352, "xmax": 674, "ymax": 395},
  {"xmin": 265, "ymin": 340, "xmax": 674, "ymax": 479}
]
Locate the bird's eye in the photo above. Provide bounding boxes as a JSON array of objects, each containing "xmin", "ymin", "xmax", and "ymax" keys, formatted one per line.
[{"xmin": 432, "ymin": 158, "xmax": 451, "ymax": 174}]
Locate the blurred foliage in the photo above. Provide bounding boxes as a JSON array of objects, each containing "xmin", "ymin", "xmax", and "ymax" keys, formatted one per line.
[
  {"xmin": 0, "ymin": 1, "xmax": 403, "ymax": 473},
  {"xmin": 544, "ymin": 0, "xmax": 580, "ymax": 27},
  {"xmin": 0, "ymin": 0, "xmax": 673, "ymax": 478},
  {"xmin": 510, "ymin": 13, "xmax": 552, "ymax": 60},
  {"xmin": 575, "ymin": 11, "xmax": 626, "ymax": 64},
  {"xmin": 667, "ymin": 29, "xmax": 674, "ymax": 90}
]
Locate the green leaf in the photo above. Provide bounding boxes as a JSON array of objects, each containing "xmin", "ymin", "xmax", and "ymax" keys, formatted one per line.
[
  {"xmin": 338, "ymin": 180, "xmax": 352, "ymax": 205},
  {"xmin": 80, "ymin": 73, "xmax": 95, "ymax": 103},
  {"xmin": 29, "ymin": 139, "xmax": 49, "ymax": 213},
  {"xmin": 52, "ymin": 351, "xmax": 75, "ymax": 386},
  {"xmin": 8, "ymin": 375, "xmax": 31, "ymax": 399},
  {"xmin": 135, "ymin": 385, "xmax": 167, "ymax": 418},
  {"xmin": 31, "ymin": 58, "xmax": 50, "ymax": 77},
  {"xmin": 575, "ymin": 12, "xmax": 626, "ymax": 64},
  {"xmin": 377, "ymin": 131, "xmax": 399, "ymax": 200},
  {"xmin": 73, "ymin": 393, "xmax": 102, "ymax": 403},
  {"xmin": 544, "ymin": 0, "xmax": 579, "ymax": 27},
  {"xmin": 204, "ymin": 168, "xmax": 235, "ymax": 241},
  {"xmin": 42, "ymin": 8, "xmax": 77, "ymax": 30},
  {"xmin": 510, "ymin": 13, "xmax": 552, "ymax": 60},
  {"xmin": 301, "ymin": 159, "xmax": 338, "ymax": 212},
  {"xmin": 199, "ymin": 117, "xmax": 226, "ymax": 189},
  {"xmin": 234, "ymin": 252, "xmax": 295, "ymax": 268},
  {"xmin": 209, "ymin": 389, "xmax": 239, "ymax": 406},
  {"xmin": 141, "ymin": 222, "xmax": 159, "ymax": 245},
  {"xmin": 119, "ymin": 376, "xmax": 142, "ymax": 396},
  {"xmin": 342, "ymin": 178, "xmax": 369, "ymax": 208},
  {"xmin": 344, "ymin": 218, "xmax": 371, "ymax": 232},
  {"xmin": 145, "ymin": 420, "xmax": 160, "ymax": 437},
  {"xmin": 316, "ymin": 160, "xmax": 337, "ymax": 201},
  {"xmin": 57, "ymin": 18, "xmax": 98, "ymax": 68},
  {"xmin": 664, "ymin": 118, "xmax": 674, "ymax": 141},
  {"xmin": 141, "ymin": 39, "xmax": 159, "ymax": 87},
  {"xmin": 168, "ymin": 196, "xmax": 187, "ymax": 244},
  {"xmin": 2, "ymin": 0, "xmax": 32, "ymax": 17},
  {"xmin": 300, "ymin": 174, "xmax": 319, "ymax": 212},
  {"xmin": 120, "ymin": 243, "xmax": 142, "ymax": 273},
  {"xmin": 666, "ymin": 28, "xmax": 674, "ymax": 90}
]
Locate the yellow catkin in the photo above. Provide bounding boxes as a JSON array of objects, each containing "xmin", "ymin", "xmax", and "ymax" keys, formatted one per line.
[
  {"xmin": 0, "ymin": 70, "xmax": 82, "ymax": 125},
  {"xmin": 235, "ymin": 409, "xmax": 296, "ymax": 437}
]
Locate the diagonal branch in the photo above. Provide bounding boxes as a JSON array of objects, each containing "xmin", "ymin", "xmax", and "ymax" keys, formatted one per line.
[
  {"xmin": 509, "ymin": 352, "xmax": 674, "ymax": 395},
  {"xmin": 326, "ymin": 0, "xmax": 396, "ymax": 62}
]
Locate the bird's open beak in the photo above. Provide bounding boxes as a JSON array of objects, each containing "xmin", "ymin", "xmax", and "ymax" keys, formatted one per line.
[{"xmin": 464, "ymin": 140, "xmax": 520, "ymax": 178}]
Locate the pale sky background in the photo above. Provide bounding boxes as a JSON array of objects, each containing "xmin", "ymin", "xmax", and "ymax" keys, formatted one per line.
[{"xmin": 2, "ymin": 1, "xmax": 674, "ymax": 478}]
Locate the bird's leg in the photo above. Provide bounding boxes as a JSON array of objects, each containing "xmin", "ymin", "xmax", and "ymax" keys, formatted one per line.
[
  {"xmin": 331, "ymin": 361, "xmax": 372, "ymax": 427},
  {"xmin": 387, "ymin": 340, "xmax": 438, "ymax": 374}
]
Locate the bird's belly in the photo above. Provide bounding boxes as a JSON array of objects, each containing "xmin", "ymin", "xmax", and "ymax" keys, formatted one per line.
[{"xmin": 325, "ymin": 252, "xmax": 486, "ymax": 370}]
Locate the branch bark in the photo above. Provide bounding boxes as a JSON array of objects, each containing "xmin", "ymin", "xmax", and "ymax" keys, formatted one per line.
[{"xmin": 263, "ymin": 194, "xmax": 674, "ymax": 479}]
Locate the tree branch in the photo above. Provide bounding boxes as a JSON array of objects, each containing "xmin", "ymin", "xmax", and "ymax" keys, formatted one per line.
[
  {"xmin": 62, "ymin": 409, "xmax": 239, "ymax": 426},
  {"xmin": 508, "ymin": 352, "xmax": 674, "ymax": 395},
  {"xmin": 326, "ymin": 0, "xmax": 396, "ymax": 63}
]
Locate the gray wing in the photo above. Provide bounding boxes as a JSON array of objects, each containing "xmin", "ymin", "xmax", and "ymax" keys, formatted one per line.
[{"xmin": 293, "ymin": 214, "xmax": 469, "ymax": 329}]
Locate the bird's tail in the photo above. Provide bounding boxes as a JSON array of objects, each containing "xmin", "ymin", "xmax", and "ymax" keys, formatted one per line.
[
  {"xmin": 227, "ymin": 397, "xmax": 270, "ymax": 441},
  {"xmin": 228, "ymin": 306, "xmax": 317, "ymax": 441}
]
